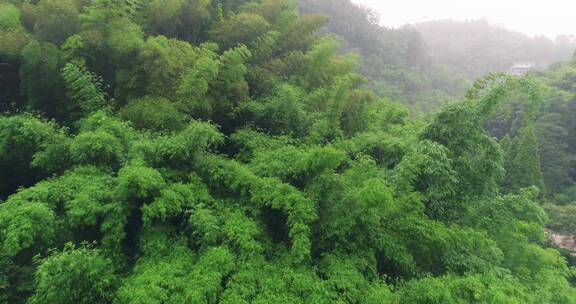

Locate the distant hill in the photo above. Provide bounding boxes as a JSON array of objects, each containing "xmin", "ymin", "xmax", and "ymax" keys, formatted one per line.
[
  {"xmin": 298, "ymin": 0, "xmax": 470, "ymax": 112},
  {"xmin": 299, "ymin": 1, "xmax": 576, "ymax": 112},
  {"xmin": 411, "ymin": 19, "xmax": 576, "ymax": 79}
]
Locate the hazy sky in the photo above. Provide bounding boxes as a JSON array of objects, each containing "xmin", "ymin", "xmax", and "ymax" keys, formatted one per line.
[{"xmin": 352, "ymin": 0, "xmax": 575, "ymax": 39}]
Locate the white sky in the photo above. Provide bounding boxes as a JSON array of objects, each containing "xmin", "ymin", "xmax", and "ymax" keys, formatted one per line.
[{"xmin": 352, "ymin": 0, "xmax": 575, "ymax": 39}]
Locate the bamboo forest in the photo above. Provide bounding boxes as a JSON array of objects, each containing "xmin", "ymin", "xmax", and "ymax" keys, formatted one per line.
[{"xmin": 1, "ymin": 0, "xmax": 576, "ymax": 303}]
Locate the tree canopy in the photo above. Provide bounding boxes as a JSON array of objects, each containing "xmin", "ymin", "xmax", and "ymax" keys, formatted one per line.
[{"xmin": 0, "ymin": 0, "xmax": 575, "ymax": 303}]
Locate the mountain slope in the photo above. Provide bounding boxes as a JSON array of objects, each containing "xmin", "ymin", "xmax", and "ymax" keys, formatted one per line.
[
  {"xmin": 299, "ymin": 0, "xmax": 470, "ymax": 112},
  {"xmin": 413, "ymin": 19, "xmax": 576, "ymax": 79},
  {"xmin": 1, "ymin": 0, "xmax": 575, "ymax": 303}
]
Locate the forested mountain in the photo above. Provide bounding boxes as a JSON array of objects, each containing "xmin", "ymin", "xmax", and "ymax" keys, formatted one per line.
[
  {"xmin": 298, "ymin": 1, "xmax": 576, "ymax": 112},
  {"xmin": 298, "ymin": 0, "xmax": 470, "ymax": 112},
  {"xmin": 1, "ymin": 0, "xmax": 576, "ymax": 303},
  {"xmin": 413, "ymin": 20, "xmax": 576, "ymax": 79}
]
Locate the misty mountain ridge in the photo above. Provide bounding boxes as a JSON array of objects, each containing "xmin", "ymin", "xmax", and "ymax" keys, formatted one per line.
[
  {"xmin": 410, "ymin": 19, "xmax": 576, "ymax": 78},
  {"xmin": 299, "ymin": 0, "xmax": 576, "ymax": 111}
]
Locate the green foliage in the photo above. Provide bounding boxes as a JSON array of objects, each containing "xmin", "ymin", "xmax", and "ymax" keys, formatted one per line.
[
  {"xmin": 240, "ymin": 84, "xmax": 309, "ymax": 136},
  {"xmin": 29, "ymin": 244, "xmax": 118, "ymax": 304},
  {"xmin": 421, "ymin": 99, "xmax": 504, "ymax": 208},
  {"xmin": 19, "ymin": 40, "xmax": 68, "ymax": 119},
  {"xmin": 210, "ymin": 13, "xmax": 270, "ymax": 50},
  {"xmin": 144, "ymin": 0, "xmax": 211, "ymax": 41},
  {"xmin": 213, "ymin": 45, "xmax": 251, "ymax": 102},
  {"xmin": 422, "ymin": 74, "xmax": 545, "ymax": 207},
  {"xmin": 0, "ymin": 114, "xmax": 64, "ymax": 198},
  {"xmin": 546, "ymin": 204, "xmax": 576, "ymax": 236},
  {"xmin": 156, "ymin": 121, "xmax": 224, "ymax": 165},
  {"xmin": 34, "ymin": 0, "xmax": 81, "ymax": 45},
  {"xmin": 0, "ymin": 3, "xmax": 22, "ymax": 30},
  {"xmin": 61, "ymin": 60, "xmax": 108, "ymax": 116},
  {"xmin": 119, "ymin": 96, "xmax": 185, "ymax": 132},
  {"xmin": 392, "ymin": 140, "xmax": 458, "ymax": 219},
  {"xmin": 116, "ymin": 161, "xmax": 166, "ymax": 201},
  {"xmin": 221, "ymin": 259, "xmax": 337, "ymax": 303},
  {"xmin": 505, "ymin": 124, "xmax": 546, "ymax": 194},
  {"xmin": 393, "ymin": 273, "xmax": 532, "ymax": 304},
  {"xmin": 70, "ymin": 130, "xmax": 124, "ymax": 167},
  {"xmin": 1, "ymin": 1, "xmax": 576, "ymax": 303},
  {"xmin": 113, "ymin": 228, "xmax": 237, "ymax": 303},
  {"xmin": 276, "ymin": 14, "xmax": 327, "ymax": 53},
  {"xmin": 105, "ymin": 18, "xmax": 144, "ymax": 57},
  {"xmin": 120, "ymin": 35, "xmax": 197, "ymax": 100},
  {"xmin": 176, "ymin": 51, "xmax": 220, "ymax": 118},
  {"xmin": 294, "ymin": 37, "xmax": 358, "ymax": 91},
  {"xmin": 535, "ymin": 114, "xmax": 575, "ymax": 194},
  {"xmin": 0, "ymin": 28, "xmax": 30, "ymax": 60},
  {"xmin": 0, "ymin": 201, "xmax": 55, "ymax": 257}
]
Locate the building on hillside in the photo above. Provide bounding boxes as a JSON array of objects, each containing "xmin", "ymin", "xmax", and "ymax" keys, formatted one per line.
[{"xmin": 508, "ymin": 62, "xmax": 536, "ymax": 76}]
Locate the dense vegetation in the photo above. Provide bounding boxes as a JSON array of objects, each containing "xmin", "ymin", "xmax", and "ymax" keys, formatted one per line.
[
  {"xmin": 1, "ymin": 0, "xmax": 576, "ymax": 303},
  {"xmin": 299, "ymin": 0, "xmax": 471, "ymax": 112},
  {"xmin": 482, "ymin": 58, "xmax": 576, "ymax": 240},
  {"xmin": 299, "ymin": 1, "xmax": 575, "ymax": 112}
]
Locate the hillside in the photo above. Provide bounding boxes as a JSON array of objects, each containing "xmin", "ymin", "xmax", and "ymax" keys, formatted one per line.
[
  {"xmin": 481, "ymin": 57, "xmax": 576, "ymax": 243},
  {"xmin": 412, "ymin": 19, "xmax": 576, "ymax": 79},
  {"xmin": 299, "ymin": 0, "xmax": 470, "ymax": 112},
  {"xmin": 299, "ymin": 1, "xmax": 576, "ymax": 112},
  {"xmin": 1, "ymin": 0, "xmax": 576, "ymax": 303}
]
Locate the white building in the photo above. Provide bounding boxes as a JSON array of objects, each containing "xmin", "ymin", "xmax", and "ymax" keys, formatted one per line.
[{"xmin": 508, "ymin": 62, "xmax": 536, "ymax": 76}]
